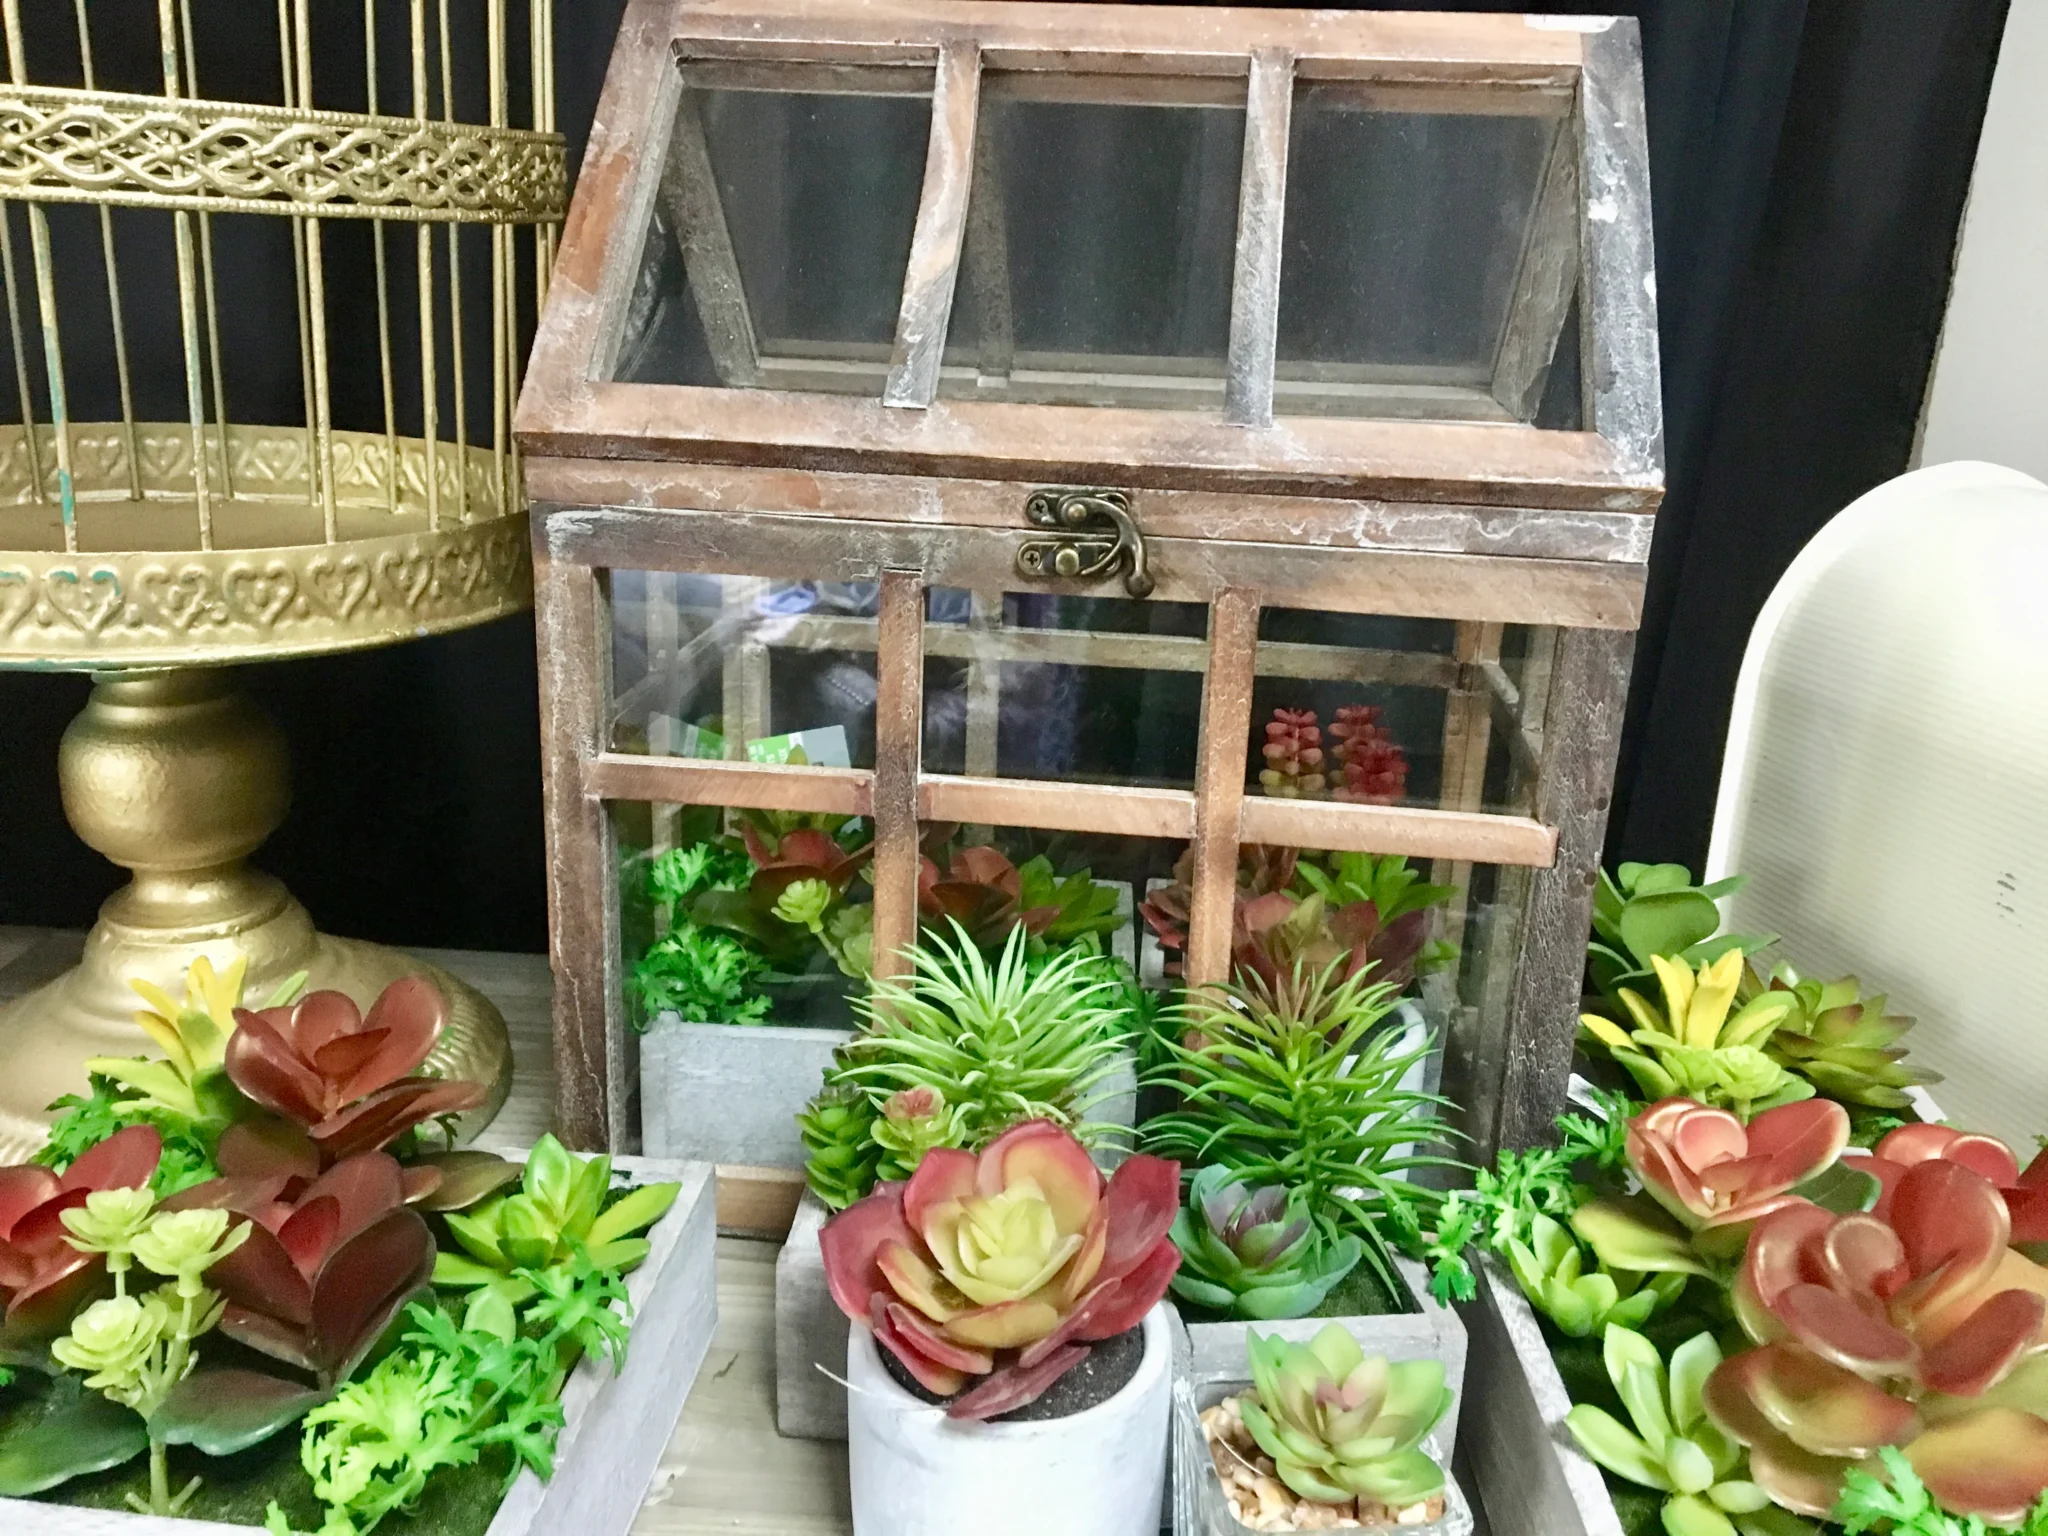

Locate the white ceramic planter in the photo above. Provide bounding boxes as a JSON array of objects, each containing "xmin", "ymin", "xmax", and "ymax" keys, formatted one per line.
[
  {"xmin": 644, "ymin": 883, "xmax": 1135, "ymax": 1167},
  {"xmin": 1180, "ymin": 1256, "xmax": 1467, "ymax": 1454},
  {"xmin": 0, "ymin": 1154, "xmax": 719, "ymax": 1536},
  {"xmin": 846, "ymin": 1303, "xmax": 1172, "ymax": 1536}
]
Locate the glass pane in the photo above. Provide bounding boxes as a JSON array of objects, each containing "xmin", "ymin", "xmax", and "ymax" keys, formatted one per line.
[
  {"xmin": 612, "ymin": 71, "xmax": 933, "ymax": 391},
  {"xmin": 922, "ymin": 588, "xmax": 1208, "ymax": 788},
  {"xmin": 1274, "ymin": 88, "xmax": 1569, "ymax": 422},
  {"xmin": 1250, "ymin": 612, "xmax": 1545, "ymax": 816},
  {"xmin": 937, "ymin": 77, "xmax": 1245, "ymax": 409},
  {"xmin": 616, "ymin": 799, "xmax": 872, "ymax": 1034},
  {"xmin": 607, "ymin": 570, "xmax": 879, "ymax": 768}
]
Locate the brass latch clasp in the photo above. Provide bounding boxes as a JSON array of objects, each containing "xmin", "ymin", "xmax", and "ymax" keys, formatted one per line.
[{"xmin": 1015, "ymin": 489, "xmax": 1154, "ymax": 599}]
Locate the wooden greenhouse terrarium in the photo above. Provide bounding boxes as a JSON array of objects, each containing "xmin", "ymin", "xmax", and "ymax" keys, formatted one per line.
[{"xmin": 517, "ymin": 0, "xmax": 1663, "ymax": 1177}]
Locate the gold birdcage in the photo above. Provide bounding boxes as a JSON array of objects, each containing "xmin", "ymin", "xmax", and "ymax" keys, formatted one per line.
[{"xmin": 0, "ymin": 0, "xmax": 563, "ymax": 1156}]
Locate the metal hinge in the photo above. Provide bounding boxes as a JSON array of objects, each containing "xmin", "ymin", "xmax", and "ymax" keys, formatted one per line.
[{"xmin": 1014, "ymin": 488, "xmax": 1154, "ymax": 599}]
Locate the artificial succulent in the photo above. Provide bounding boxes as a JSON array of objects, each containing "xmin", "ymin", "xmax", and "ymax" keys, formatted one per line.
[
  {"xmin": 1142, "ymin": 961, "xmax": 1459, "ymax": 1295},
  {"xmin": 1138, "ymin": 844, "xmax": 1298, "ymax": 969},
  {"xmin": 1328, "ymin": 704, "xmax": 1408, "ymax": 804},
  {"xmin": 1015, "ymin": 854, "xmax": 1125, "ymax": 946},
  {"xmin": 869, "ymin": 1086, "xmax": 965, "ymax": 1185},
  {"xmin": 916, "ymin": 846, "xmax": 1058, "ymax": 952},
  {"xmin": 1579, "ymin": 951, "xmax": 1809, "ymax": 1118},
  {"xmin": 224, "ymin": 977, "xmax": 486, "ymax": 1166},
  {"xmin": 797, "ymin": 1082, "xmax": 881, "ymax": 1212},
  {"xmin": 1168, "ymin": 1165, "xmax": 1364, "ymax": 1321},
  {"xmin": 1572, "ymin": 1097, "xmax": 1860, "ymax": 1276},
  {"xmin": 1232, "ymin": 888, "xmax": 1432, "ymax": 1004},
  {"xmin": 1588, "ymin": 863, "xmax": 1775, "ymax": 1007},
  {"xmin": 1844, "ymin": 1121, "xmax": 2048, "ymax": 1244},
  {"xmin": 1741, "ymin": 965, "xmax": 1940, "ymax": 1110},
  {"xmin": 1259, "ymin": 708, "xmax": 1328, "ymax": 798},
  {"xmin": 1564, "ymin": 1325, "xmax": 1800, "ymax": 1536},
  {"xmin": 1505, "ymin": 1213, "xmax": 1686, "ymax": 1338},
  {"xmin": 819, "ymin": 1120, "xmax": 1181, "ymax": 1418},
  {"xmin": 1702, "ymin": 1159, "xmax": 2048, "ymax": 1524},
  {"xmin": 87, "ymin": 954, "xmax": 306, "ymax": 1127},
  {"xmin": 1240, "ymin": 1325, "xmax": 1451, "ymax": 1506},
  {"xmin": 830, "ymin": 921, "xmax": 1131, "ymax": 1158},
  {"xmin": 0, "ymin": 1124, "xmax": 162, "ymax": 1356},
  {"xmin": 431, "ymin": 1134, "xmax": 680, "ymax": 1323},
  {"xmin": 181, "ymin": 1150, "xmax": 435, "ymax": 1388}
]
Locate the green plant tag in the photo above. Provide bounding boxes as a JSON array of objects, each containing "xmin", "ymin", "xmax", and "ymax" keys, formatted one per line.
[{"xmin": 747, "ymin": 726, "xmax": 851, "ymax": 767}]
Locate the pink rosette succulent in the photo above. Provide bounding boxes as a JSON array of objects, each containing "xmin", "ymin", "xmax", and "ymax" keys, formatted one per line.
[{"xmin": 819, "ymin": 1120, "xmax": 1180, "ymax": 1420}]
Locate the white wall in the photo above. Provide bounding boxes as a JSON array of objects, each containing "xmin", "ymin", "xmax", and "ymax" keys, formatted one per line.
[{"xmin": 1917, "ymin": 1, "xmax": 2047, "ymax": 479}]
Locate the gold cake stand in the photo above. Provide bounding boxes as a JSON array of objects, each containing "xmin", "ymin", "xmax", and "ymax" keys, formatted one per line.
[{"xmin": 0, "ymin": 1, "xmax": 562, "ymax": 1159}]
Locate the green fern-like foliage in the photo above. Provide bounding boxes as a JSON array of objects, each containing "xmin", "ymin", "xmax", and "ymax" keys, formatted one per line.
[
  {"xmin": 830, "ymin": 921, "xmax": 1131, "ymax": 1155},
  {"xmin": 1141, "ymin": 960, "xmax": 1461, "ymax": 1293}
]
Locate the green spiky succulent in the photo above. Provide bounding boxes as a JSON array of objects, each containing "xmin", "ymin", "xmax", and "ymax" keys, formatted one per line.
[
  {"xmin": 1588, "ymin": 863, "xmax": 1776, "ymax": 1007},
  {"xmin": 433, "ymin": 1135, "xmax": 678, "ymax": 1323},
  {"xmin": 797, "ymin": 1082, "xmax": 880, "ymax": 1211},
  {"xmin": 1169, "ymin": 1165, "xmax": 1364, "ymax": 1321},
  {"xmin": 1504, "ymin": 1214, "xmax": 1686, "ymax": 1338},
  {"xmin": 1741, "ymin": 964, "xmax": 1940, "ymax": 1110},
  {"xmin": 1565, "ymin": 1326, "xmax": 1810, "ymax": 1536},
  {"xmin": 1240, "ymin": 1325, "xmax": 1452, "ymax": 1506},
  {"xmin": 831, "ymin": 921, "xmax": 1129, "ymax": 1151}
]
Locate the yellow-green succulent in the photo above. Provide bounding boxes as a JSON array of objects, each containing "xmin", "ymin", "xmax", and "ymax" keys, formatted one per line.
[{"xmin": 1579, "ymin": 951, "xmax": 1807, "ymax": 1120}]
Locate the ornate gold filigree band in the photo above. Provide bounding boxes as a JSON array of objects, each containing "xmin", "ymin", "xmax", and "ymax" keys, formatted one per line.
[{"xmin": 0, "ymin": 85, "xmax": 567, "ymax": 222}]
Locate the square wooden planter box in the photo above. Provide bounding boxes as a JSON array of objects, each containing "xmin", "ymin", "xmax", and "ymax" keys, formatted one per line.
[
  {"xmin": 1461, "ymin": 1255, "xmax": 1625, "ymax": 1536},
  {"xmin": 1180, "ymin": 1255, "xmax": 1467, "ymax": 1455},
  {"xmin": 0, "ymin": 1156, "xmax": 719, "ymax": 1536},
  {"xmin": 641, "ymin": 885, "xmax": 1135, "ymax": 1167}
]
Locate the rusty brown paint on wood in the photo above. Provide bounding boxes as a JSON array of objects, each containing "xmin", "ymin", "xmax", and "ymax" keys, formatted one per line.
[
  {"xmin": 524, "ymin": 458, "xmax": 1657, "ymax": 563},
  {"xmin": 522, "ymin": 378, "xmax": 1660, "ymax": 512},
  {"xmin": 1238, "ymin": 796, "xmax": 1555, "ymax": 868},
  {"xmin": 870, "ymin": 570, "xmax": 925, "ymax": 980},
  {"xmin": 1224, "ymin": 47, "xmax": 1291, "ymax": 428},
  {"xmin": 921, "ymin": 775, "xmax": 1196, "ymax": 839},
  {"xmin": 585, "ymin": 753, "xmax": 874, "ymax": 814},
  {"xmin": 1186, "ymin": 589, "xmax": 1260, "ymax": 986},
  {"xmin": 1492, "ymin": 624, "xmax": 1633, "ymax": 1154},
  {"xmin": 536, "ymin": 502, "xmax": 1647, "ymax": 629},
  {"xmin": 533, "ymin": 539, "xmax": 622, "ymax": 1151},
  {"xmin": 885, "ymin": 40, "xmax": 980, "ymax": 408}
]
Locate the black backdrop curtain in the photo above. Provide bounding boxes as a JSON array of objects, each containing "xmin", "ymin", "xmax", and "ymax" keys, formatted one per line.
[{"xmin": 0, "ymin": 0, "xmax": 2010, "ymax": 948}]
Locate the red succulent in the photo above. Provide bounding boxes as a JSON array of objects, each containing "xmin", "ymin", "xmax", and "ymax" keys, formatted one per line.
[
  {"xmin": 1231, "ymin": 890, "xmax": 1429, "ymax": 1001},
  {"xmin": 1844, "ymin": 1122, "xmax": 2048, "ymax": 1243},
  {"xmin": 917, "ymin": 847, "xmax": 1058, "ymax": 950},
  {"xmin": 0, "ymin": 1126, "xmax": 160, "ymax": 1351},
  {"xmin": 1329, "ymin": 705, "xmax": 1407, "ymax": 804},
  {"xmin": 820, "ymin": 1120, "xmax": 1181, "ymax": 1419},
  {"xmin": 177, "ymin": 1151, "xmax": 433, "ymax": 1387},
  {"xmin": 1629, "ymin": 1097, "xmax": 1850, "ymax": 1256},
  {"xmin": 741, "ymin": 823, "xmax": 874, "ymax": 911},
  {"xmin": 224, "ymin": 977, "xmax": 484, "ymax": 1166},
  {"xmin": 1138, "ymin": 845, "xmax": 1299, "ymax": 966},
  {"xmin": 1259, "ymin": 709, "xmax": 1327, "ymax": 799},
  {"xmin": 1703, "ymin": 1159, "xmax": 2048, "ymax": 1522}
]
